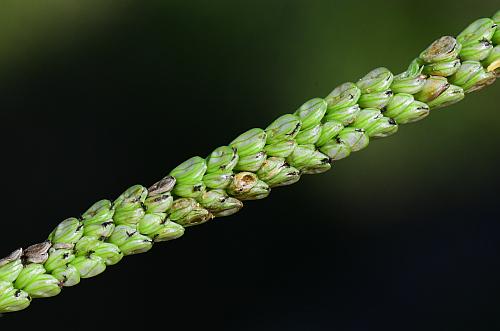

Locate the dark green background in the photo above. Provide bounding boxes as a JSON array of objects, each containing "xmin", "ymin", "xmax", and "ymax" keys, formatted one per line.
[{"xmin": 0, "ymin": 1, "xmax": 499, "ymax": 330}]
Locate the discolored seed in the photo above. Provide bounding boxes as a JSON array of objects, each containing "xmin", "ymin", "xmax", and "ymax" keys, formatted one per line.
[
  {"xmin": 419, "ymin": 36, "xmax": 461, "ymax": 63},
  {"xmin": 0, "ymin": 248, "xmax": 23, "ymax": 267},
  {"xmin": 227, "ymin": 172, "xmax": 270, "ymax": 200},
  {"xmin": 427, "ymin": 84, "xmax": 464, "ymax": 109},
  {"xmin": 23, "ymin": 241, "xmax": 52, "ymax": 264},
  {"xmin": 148, "ymin": 175, "xmax": 176, "ymax": 196},
  {"xmin": 414, "ymin": 76, "xmax": 450, "ymax": 102}
]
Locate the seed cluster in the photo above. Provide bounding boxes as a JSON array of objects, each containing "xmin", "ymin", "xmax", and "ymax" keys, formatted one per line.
[{"xmin": 0, "ymin": 11, "xmax": 499, "ymax": 313}]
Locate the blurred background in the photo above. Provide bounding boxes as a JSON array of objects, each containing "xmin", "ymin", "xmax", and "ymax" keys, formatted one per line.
[{"xmin": 0, "ymin": 0, "xmax": 499, "ymax": 329}]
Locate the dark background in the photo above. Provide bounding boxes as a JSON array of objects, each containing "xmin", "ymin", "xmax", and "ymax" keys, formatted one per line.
[{"xmin": 1, "ymin": 1, "xmax": 499, "ymax": 330}]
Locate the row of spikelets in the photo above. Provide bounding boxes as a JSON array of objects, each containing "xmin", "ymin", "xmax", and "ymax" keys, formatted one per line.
[{"xmin": 0, "ymin": 11, "xmax": 499, "ymax": 313}]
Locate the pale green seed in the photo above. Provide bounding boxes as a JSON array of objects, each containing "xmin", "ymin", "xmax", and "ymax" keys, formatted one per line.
[
  {"xmin": 460, "ymin": 39, "xmax": 494, "ymax": 61},
  {"xmin": 294, "ymin": 98, "xmax": 327, "ymax": 129},
  {"xmin": 83, "ymin": 220, "xmax": 115, "ymax": 239},
  {"xmin": 93, "ymin": 242, "xmax": 123, "ymax": 265},
  {"xmin": 358, "ymin": 90, "xmax": 393, "ymax": 109},
  {"xmin": 0, "ymin": 280, "xmax": 13, "ymax": 293},
  {"xmin": 233, "ymin": 151, "xmax": 267, "ymax": 172},
  {"xmin": 172, "ymin": 207, "xmax": 212, "ymax": 227},
  {"xmin": 169, "ymin": 156, "xmax": 207, "ymax": 184},
  {"xmin": 14, "ymin": 263, "xmax": 46, "ymax": 290},
  {"xmin": 108, "ymin": 226, "xmax": 152, "ymax": 255},
  {"xmin": 202, "ymin": 171, "xmax": 233, "ymax": 189},
  {"xmin": 319, "ymin": 138, "xmax": 351, "ymax": 161},
  {"xmin": 197, "ymin": 189, "xmax": 243, "ymax": 217},
  {"xmin": 49, "ymin": 218, "xmax": 84, "ymax": 245},
  {"xmin": 206, "ymin": 146, "xmax": 239, "ymax": 173},
  {"xmin": 286, "ymin": 144, "xmax": 331, "ymax": 174},
  {"xmin": 107, "ymin": 225, "xmax": 139, "ymax": 247},
  {"xmin": 391, "ymin": 59, "xmax": 426, "ymax": 94},
  {"xmin": 449, "ymin": 60, "xmax": 497, "ymax": 92},
  {"xmin": 351, "ymin": 108, "xmax": 382, "ymax": 130},
  {"xmin": 295, "ymin": 124, "xmax": 322, "ymax": 145},
  {"xmin": 457, "ymin": 18, "xmax": 496, "ymax": 45},
  {"xmin": 493, "ymin": 10, "xmax": 500, "ymax": 25},
  {"xmin": 144, "ymin": 193, "xmax": 173, "ymax": 213},
  {"xmin": 323, "ymin": 104, "xmax": 360, "ymax": 125},
  {"xmin": 114, "ymin": 185, "xmax": 148, "ymax": 206},
  {"xmin": 265, "ymin": 114, "xmax": 302, "ymax": 144},
  {"xmin": 138, "ymin": 213, "xmax": 166, "ymax": 236},
  {"xmin": 393, "ymin": 101, "xmax": 430, "ymax": 124},
  {"xmin": 493, "ymin": 12, "xmax": 500, "ymax": 45},
  {"xmin": 168, "ymin": 198, "xmax": 199, "ymax": 221},
  {"xmin": 70, "ymin": 255, "xmax": 106, "ymax": 278},
  {"xmin": 263, "ymin": 140, "xmax": 297, "ymax": 158},
  {"xmin": 257, "ymin": 157, "xmax": 301, "ymax": 187},
  {"xmin": 112, "ymin": 207, "xmax": 145, "ymax": 227},
  {"xmin": 422, "ymin": 59, "xmax": 461, "ymax": 77},
  {"xmin": 23, "ymin": 273, "xmax": 61, "ymax": 298},
  {"xmin": 383, "ymin": 93, "xmax": 414, "ymax": 119},
  {"xmin": 365, "ymin": 117, "xmax": 398, "ymax": 138},
  {"xmin": 44, "ymin": 248, "xmax": 75, "ymax": 272},
  {"xmin": 0, "ymin": 258, "xmax": 23, "ymax": 283},
  {"xmin": 356, "ymin": 67, "xmax": 394, "ymax": 93},
  {"xmin": 315, "ymin": 121, "xmax": 344, "ymax": 147},
  {"xmin": 256, "ymin": 157, "xmax": 287, "ymax": 182},
  {"xmin": 172, "ymin": 182, "xmax": 206, "ymax": 199},
  {"xmin": 227, "ymin": 172, "xmax": 270, "ymax": 200},
  {"xmin": 169, "ymin": 198, "xmax": 213, "ymax": 226},
  {"xmin": 82, "ymin": 199, "xmax": 114, "ymax": 223},
  {"xmin": 337, "ymin": 127, "xmax": 370, "ymax": 152},
  {"xmin": 229, "ymin": 128, "xmax": 267, "ymax": 157},
  {"xmin": 75, "ymin": 237, "xmax": 101, "ymax": 256},
  {"xmin": 151, "ymin": 221, "xmax": 185, "ymax": 242},
  {"xmin": 51, "ymin": 264, "xmax": 80, "ymax": 287},
  {"xmin": 325, "ymin": 82, "xmax": 361, "ymax": 111},
  {"xmin": 0, "ymin": 289, "xmax": 31, "ymax": 313},
  {"xmin": 82, "ymin": 200, "xmax": 115, "ymax": 238}
]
